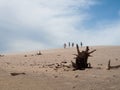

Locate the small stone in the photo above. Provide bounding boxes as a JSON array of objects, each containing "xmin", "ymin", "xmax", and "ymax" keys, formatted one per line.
[
  {"xmin": 72, "ymin": 86, "xmax": 76, "ymax": 88},
  {"xmin": 31, "ymin": 54, "xmax": 34, "ymax": 56},
  {"xmin": 61, "ymin": 61, "xmax": 67, "ymax": 64},
  {"xmin": 24, "ymin": 55, "xmax": 27, "ymax": 57},
  {"xmin": 115, "ymin": 58, "xmax": 118, "ymax": 61},
  {"xmin": 54, "ymin": 68, "xmax": 58, "ymax": 71},
  {"xmin": 75, "ymin": 75, "xmax": 79, "ymax": 78},
  {"xmin": 96, "ymin": 67, "xmax": 101, "ymax": 69},
  {"xmin": 54, "ymin": 75, "xmax": 58, "ymax": 78},
  {"xmin": 113, "ymin": 75, "xmax": 116, "ymax": 77},
  {"xmin": 57, "ymin": 55, "xmax": 61, "ymax": 56}
]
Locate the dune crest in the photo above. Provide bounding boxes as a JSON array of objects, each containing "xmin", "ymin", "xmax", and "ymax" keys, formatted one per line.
[{"xmin": 0, "ymin": 46, "xmax": 120, "ymax": 90}]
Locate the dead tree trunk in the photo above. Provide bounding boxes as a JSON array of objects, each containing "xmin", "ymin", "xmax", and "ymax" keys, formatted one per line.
[{"xmin": 72, "ymin": 44, "xmax": 96, "ymax": 70}]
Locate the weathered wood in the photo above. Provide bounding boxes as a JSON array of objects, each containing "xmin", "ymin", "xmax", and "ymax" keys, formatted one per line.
[
  {"xmin": 72, "ymin": 44, "xmax": 96, "ymax": 70},
  {"xmin": 76, "ymin": 44, "xmax": 81, "ymax": 55},
  {"xmin": 10, "ymin": 72, "xmax": 26, "ymax": 76},
  {"xmin": 107, "ymin": 60, "xmax": 111, "ymax": 70},
  {"xmin": 89, "ymin": 49, "xmax": 96, "ymax": 54},
  {"xmin": 37, "ymin": 51, "xmax": 42, "ymax": 55}
]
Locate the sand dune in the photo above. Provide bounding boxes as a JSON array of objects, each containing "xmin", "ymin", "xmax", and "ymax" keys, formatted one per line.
[{"xmin": 0, "ymin": 46, "xmax": 120, "ymax": 90}]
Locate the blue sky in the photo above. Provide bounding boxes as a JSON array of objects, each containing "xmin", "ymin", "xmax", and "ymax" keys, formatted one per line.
[
  {"xmin": 0, "ymin": 0, "xmax": 120, "ymax": 53},
  {"xmin": 85, "ymin": 0, "xmax": 120, "ymax": 28}
]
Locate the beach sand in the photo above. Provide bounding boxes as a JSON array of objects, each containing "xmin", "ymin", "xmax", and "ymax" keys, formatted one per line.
[{"xmin": 0, "ymin": 46, "xmax": 120, "ymax": 90}]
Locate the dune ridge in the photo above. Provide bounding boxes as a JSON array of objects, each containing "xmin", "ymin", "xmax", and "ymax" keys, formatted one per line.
[{"xmin": 0, "ymin": 46, "xmax": 120, "ymax": 90}]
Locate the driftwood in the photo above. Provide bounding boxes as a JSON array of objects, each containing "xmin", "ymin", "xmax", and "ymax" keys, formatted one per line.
[
  {"xmin": 0, "ymin": 55, "xmax": 4, "ymax": 57},
  {"xmin": 37, "ymin": 51, "xmax": 42, "ymax": 55},
  {"xmin": 107, "ymin": 60, "xmax": 120, "ymax": 70},
  {"xmin": 10, "ymin": 72, "xmax": 26, "ymax": 76},
  {"xmin": 107, "ymin": 60, "xmax": 111, "ymax": 70},
  {"xmin": 72, "ymin": 44, "xmax": 96, "ymax": 70}
]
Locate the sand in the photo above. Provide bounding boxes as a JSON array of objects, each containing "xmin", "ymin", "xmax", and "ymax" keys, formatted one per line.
[{"xmin": 0, "ymin": 46, "xmax": 120, "ymax": 90}]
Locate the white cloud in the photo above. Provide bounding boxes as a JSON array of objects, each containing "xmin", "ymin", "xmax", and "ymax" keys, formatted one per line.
[
  {"xmin": 9, "ymin": 39, "xmax": 49, "ymax": 52},
  {"xmin": 81, "ymin": 20, "xmax": 120, "ymax": 46},
  {"xmin": 0, "ymin": 0, "xmax": 120, "ymax": 52}
]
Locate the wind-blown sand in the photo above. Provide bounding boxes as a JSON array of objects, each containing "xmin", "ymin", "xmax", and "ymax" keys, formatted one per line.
[{"xmin": 0, "ymin": 46, "xmax": 120, "ymax": 90}]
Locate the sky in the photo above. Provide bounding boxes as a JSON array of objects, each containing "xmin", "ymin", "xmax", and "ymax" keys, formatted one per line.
[{"xmin": 0, "ymin": 0, "xmax": 120, "ymax": 53}]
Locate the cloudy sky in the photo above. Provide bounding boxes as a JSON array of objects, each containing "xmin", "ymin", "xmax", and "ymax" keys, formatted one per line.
[{"xmin": 0, "ymin": 0, "xmax": 120, "ymax": 53}]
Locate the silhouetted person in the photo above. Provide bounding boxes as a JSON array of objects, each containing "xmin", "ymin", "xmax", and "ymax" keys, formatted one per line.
[
  {"xmin": 68, "ymin": 42, "xmax": 70, "ymax": 47},
  {"xmin": 80, "ymin": 42, "xmax": 83, "ymax": 47},
  {"xmin": 64, "ymin": 43, "xmax": 66, "ymax": 48},
  {"xmin": 72, "ymin": 43, "xmax": 74, "ymax": 47}
]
